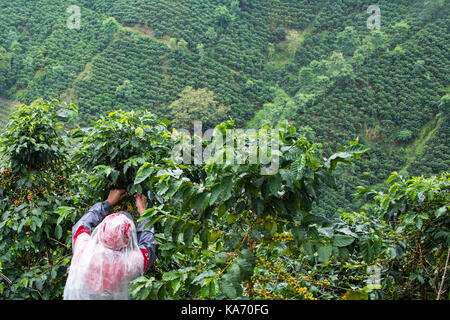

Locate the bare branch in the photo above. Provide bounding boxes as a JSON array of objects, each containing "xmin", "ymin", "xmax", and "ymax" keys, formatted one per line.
[
  {"xmin": 437, "ymin": 246, "xmax": 450, "ymax": 300},
  {"xmin": 0, "ymin": 272, "xmax": 13, "ymax": 286}
]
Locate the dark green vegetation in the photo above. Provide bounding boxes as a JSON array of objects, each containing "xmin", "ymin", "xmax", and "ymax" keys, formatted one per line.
[
  {"xmin": 0, "ymin": 0, "xmax": 448, "ymax": 300},
  {"xmin": 0, "ymin": 102, "xmax": 448, "ymax": 300},
  {"xmin": 0, "ymin": 0, "xmax": 448, "ymax": 216}
]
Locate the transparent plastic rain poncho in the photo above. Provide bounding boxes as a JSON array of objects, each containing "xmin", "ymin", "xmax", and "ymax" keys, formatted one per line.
[{"xmin": 64, "ymin": 213, "xmax": 144, "ymax": 300}]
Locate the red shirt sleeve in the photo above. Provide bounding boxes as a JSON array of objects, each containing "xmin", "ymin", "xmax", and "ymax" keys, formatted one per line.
[
  {"xmin": 73, "ymin": 225, "xmax": 90, "ymax": 247},
  {"xmin": 140, "ymin": 249, "xmax": 150, "ymax": 271}
]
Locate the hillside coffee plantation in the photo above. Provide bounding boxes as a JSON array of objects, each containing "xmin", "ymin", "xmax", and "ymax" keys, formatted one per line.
[{"xmin": 0, "ymin": 0, "xmax": 449, "ymax": 300}]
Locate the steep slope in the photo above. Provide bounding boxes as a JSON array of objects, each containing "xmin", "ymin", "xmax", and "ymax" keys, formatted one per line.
[
  {"xmin": 0, "ymin": 0, "xmax": 448, "ymax": 214},
  {"xmin": 0, "ymin": 97, "xmax": 20, "ymax": 126}
]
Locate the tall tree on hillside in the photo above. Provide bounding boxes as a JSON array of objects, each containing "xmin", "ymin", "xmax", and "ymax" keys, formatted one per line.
[
  {"xmin": 215, "ymin": 6, "xmax": 232, "ymax": 30},
  {"xmin": 102, "ymin": 17, "xmax": 119, "ymax": 43},
  {"xmin": 169, "ymin": 86, "xmax": 229, "ymax": 132}
]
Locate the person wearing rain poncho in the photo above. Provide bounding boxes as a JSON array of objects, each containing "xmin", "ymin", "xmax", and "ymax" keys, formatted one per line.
[{"xmin": 63, "ymin": 190, "xmax": 157, "ymax": 300}]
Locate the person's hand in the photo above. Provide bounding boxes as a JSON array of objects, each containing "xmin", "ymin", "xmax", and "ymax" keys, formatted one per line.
[
  {"xmin": 134, "ymin": 193, "xmax": 147, "ymax": 216},
  {"xmin": 106, "ymin": 189, "xmax": 127, "ymax": 206}
]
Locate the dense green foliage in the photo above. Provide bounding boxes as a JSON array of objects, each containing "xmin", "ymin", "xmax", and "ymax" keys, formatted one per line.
[
  {"xmin": 0, "ymin": 0, "xmax": 448, "ymax": 300},
  {"xmin": 0, "ymin": 101, "xmax": 80, "ymax": 299},
  {"xmin": 357, "ymin": 171, "xmax": 449, "ymax": 299},
  {"xmin": 0, "ymin": 102, "xmax": 448, "ymax": 300}
]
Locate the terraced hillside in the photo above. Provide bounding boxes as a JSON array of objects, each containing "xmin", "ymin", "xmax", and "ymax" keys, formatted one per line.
[{"xmin": 0, "ymin": 0, "xmax": 448, "ymax": 214}]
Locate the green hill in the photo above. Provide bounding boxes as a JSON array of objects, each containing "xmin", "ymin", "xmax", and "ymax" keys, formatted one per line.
[
  {"xmin": 0, "ymin": 0, "xmax": 448, "ymax": 214},
  {"xmin": 0, "ymin": 98, "xmax": 19, "ymax": 126}
]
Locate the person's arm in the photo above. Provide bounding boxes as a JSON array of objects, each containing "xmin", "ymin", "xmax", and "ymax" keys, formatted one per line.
[
  {"xmin": 72, "ymin": 189, "xmax": 126, "ymax": 250},
  {"xmin": 135, "ymin": 194, "xmax": 157, "ymax": 272}
]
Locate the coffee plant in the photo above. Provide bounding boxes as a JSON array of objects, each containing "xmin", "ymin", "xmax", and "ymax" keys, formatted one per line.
[{"xmin": 0, "ymin": 101, "xmax": 448, "ymax": 300}]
